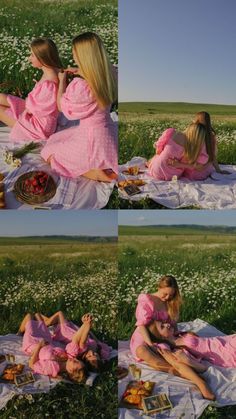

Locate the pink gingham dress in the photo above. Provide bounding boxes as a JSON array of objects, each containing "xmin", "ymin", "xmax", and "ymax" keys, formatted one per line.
[
  {"xmin": 148, "ymin": 128, "xmax": 213, "ymax": 181},
  {"xmin": 41, "ymin": 77, "xmax": 118, "ymax": 178},
  {"xmin": 6, "ymin": 80, "xmax": 58, "ymax": 142}
]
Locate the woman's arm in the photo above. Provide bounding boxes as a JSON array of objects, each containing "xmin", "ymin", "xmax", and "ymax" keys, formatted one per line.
[
  {"xmin": 71, "ymin": 314, "xmax": 92, "ymax": 347},
  {"xmin": 212, "ymin": 159, "xmax": 231, "ymax": 174},
  {"xmin": 138, "ymin": 325, "xmax": 153, "ymax": 346},
  {"xmin": 167, "ymin": 158, "xmax": 208, "ymax": 171},
  {"xmin": 172, "ymin": 349, "xmax": 207, "ymax": 372},
  {"xmin": 57, "ymin": 72, "xmax": 68, "ymax": 111},
  {"xmin": 29, "ymin": 340, "xmax": 45, "ymax": 369}
]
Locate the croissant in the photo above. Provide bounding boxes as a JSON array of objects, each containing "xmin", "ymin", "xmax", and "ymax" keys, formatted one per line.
[
  {"xmin": 124, "ymin": 394, "xmax": 141, "ymax": 405},
  {"xmin": 2, "ymin": 372, "xmax": 14, "ymax": 380}
]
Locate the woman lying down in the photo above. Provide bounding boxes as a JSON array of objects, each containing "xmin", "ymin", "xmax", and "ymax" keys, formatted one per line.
[
  {"xmin": 18, "ymin": 311, "xmax": 111, "ymax": 383},
  {"xmin": 131, "ymin": 318, "xmax": 236, "ymax": 401}
]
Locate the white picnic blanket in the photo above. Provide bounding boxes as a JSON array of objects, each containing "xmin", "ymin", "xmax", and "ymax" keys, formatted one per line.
[
  {"xmin": 118, "ymin": 319, "xmax": 236, "ymax": 419},
  {"xmin": 119, "ymin": 157, "xmax": 236, "ymax": 209},
  {"xmin": 0, "ymin": 122, "xmax": 116, "ymax": 209},
  {"xmin": 0, "ymin": 334, "xmax": 54, "ymax": 410},
  {"xmin": 0, "ymin": 333, "xmax": 117, "ymax": 410}
]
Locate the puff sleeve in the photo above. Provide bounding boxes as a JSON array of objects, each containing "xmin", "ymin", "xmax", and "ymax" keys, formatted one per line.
[
  {"xmin": 154, "ymin": 128, "xmax": 176, "ymax": 154},
  {"xmin": 25, "ymin": 80, "xmax": 58, "ymax": 118},
  {"xmin": 135, "ymin": 294, "xmax": 155, "ymax": 326},
  {"xmin": 61, "ymin": 78, "xmax": 98, "ymax": 120}
]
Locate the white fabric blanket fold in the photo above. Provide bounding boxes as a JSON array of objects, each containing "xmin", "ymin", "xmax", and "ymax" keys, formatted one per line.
[
  {"xmin": 118, "ymin": 319, "xmax": 236, "ymax": 419},
  {"xmin": 119, "ymin": 157, "xmax": 236, "ymax": 209},
  {"xmin": 0, "ymin": 126, "xmax": 115, "ymax": 209},
  {"xmin": 0, "ymin": 334, "xmax": 117, "ymax": 410},
  {"xmin": 0, "ymin": 334, "xmax": 53, "ymax": 410}
]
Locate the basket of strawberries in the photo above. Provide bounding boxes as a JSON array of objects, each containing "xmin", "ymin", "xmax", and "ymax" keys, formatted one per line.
[{"xmin": 13, "ymin": 171, "xmax": 57, "ymax": 204}]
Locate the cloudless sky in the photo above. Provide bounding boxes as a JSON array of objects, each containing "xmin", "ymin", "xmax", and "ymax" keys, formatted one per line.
[
  {"xmin": 119, "ymin": 0, "xmax": 236, "ymax": 104},
  {"xmin": 0, "ymin": 211, "xmax": 117, "ymax": 236},
  {"xmin": 118, "ymin": 210, "xmax": 236, "ymax": 226}
]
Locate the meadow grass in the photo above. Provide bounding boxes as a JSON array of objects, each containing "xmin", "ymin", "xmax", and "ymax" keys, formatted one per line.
[
  {"xmin": 0, "ymin": 0, "xmax": 118, "ymax": 97},
  {"xmin": 119, "ymin": 102, "xmax": 236, "ymax": 209},
  {"xmin": 0, "ymin": 238, "xmax": 117, "ymax": 418},
  {"xmin": 118, "ymin": 228, "xmax": 236, "ymax": 418}
]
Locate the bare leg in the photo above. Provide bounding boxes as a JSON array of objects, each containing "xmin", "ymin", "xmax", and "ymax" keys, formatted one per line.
[
  {"xmin": 82, "ymin": 169, "xmax": 117, "ymax": 182},
  {"xmin": 38, "ymin": 311, "xmax": 66, "ymax": 326},
  {"xmin": 158, "ymin": 349, "xmax": 215, "ymax": 400},
  {"xmin": 136, "ymin": 344, "xmax": 180, "ymax": 375},
  {"xmin": 172, "ymin": 349, "xmax": 207, "ymax": 373},
  {"xmin": 0, "ymin": 107, "xmax": 16, "ymax": 127},
  {"xmin": 72, "ymin": 322, "xmax": 90, "ymax": 348},
  {"xmin": 34, "ymin": 313, "xmax": 45, "ymax": 322},
  {"xmin": 0, "ymin": 93, "xmax": 10, "ymax": 107},
  {"xmin": 17, "ymin": 313, "xmax": 32, "ymax": 334}
]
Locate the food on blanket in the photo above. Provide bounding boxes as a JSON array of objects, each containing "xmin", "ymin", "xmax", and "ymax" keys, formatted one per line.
[
  {"xmin": 13, "ymin": 170, "xmax": 57, "ymax": 205},
  {"xmin": 122, "ymin": 166, "xmax": 141, "ymax": 176},
  {"xmin": 120, "ymin": 380, "xmax": 155, "ymax": 410},
  {"xmin": 1, "ymin": 363, "xmax": 24, "ymax": 381},
  {"xmin": 143, "ymin": 381, "xmax": 153, "ymax": 391},
  {"xmin": 118, "ymin": 179, "xmax": 146, "ymax": 188},
  {"xmin": 124, "ymin": 394, "xmax": 141, "ymax": 406},
  {"xmin": 0, "ymin": 173, "xmax": 4, "ymax": 181},
  {"xmin": 117, "ymin": 365, "xmax": 128, "ymax": 380},
  {"xmin": 23, "ymin": 172, "xmax": 49, "ymax": 195}
]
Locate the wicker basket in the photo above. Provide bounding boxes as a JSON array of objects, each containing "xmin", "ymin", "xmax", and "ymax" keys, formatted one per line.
[{"xmin": 13, "ymin": 171, "xmax": 57, "ymax": 205}]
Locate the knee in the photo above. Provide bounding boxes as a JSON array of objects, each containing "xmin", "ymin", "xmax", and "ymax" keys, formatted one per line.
[
  {"xmin": 0, "ymin": 93, "xmax": 6, "ymax": 103},
  {"xmin": 25, "ymin": 313, "xmax": 32, "ymax": 321},
  {"xmin": 135, "ymin": 345, "xmax": 144, "ymax": 359}
]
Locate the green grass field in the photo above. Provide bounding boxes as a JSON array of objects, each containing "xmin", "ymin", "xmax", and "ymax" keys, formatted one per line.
[
  {"xmin": 119, "ymin": 102, "xmax": 236, "ymax": 209},
  {"xmin": 118, "ymin": 227, "xmax": 236, "ymax": 418},
  {"xmin": 0, "ymin": 0, "xmax": 117, "ymax": 97},
  {"xmin": 0, "ymin": 237, "xmax": 117, "ymax": 418}
]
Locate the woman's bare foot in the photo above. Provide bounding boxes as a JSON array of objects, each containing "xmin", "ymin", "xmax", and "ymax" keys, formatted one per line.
[
  {"xmin": 83, "ymin": 169, "xmax": 117, "ymax": 182},
  {"xmin": 199, "ymin": 383, "xmax": 215, "ymax": 401}
]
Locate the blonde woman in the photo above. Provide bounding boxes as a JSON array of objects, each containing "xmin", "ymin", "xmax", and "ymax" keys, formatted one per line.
[
  {"xmin": 41, "ymin": 32, "xmax": 118, "ymax": 182},
  {"xmin": 147, "ymin": 123, "xmax": 211, "ymax": 180},
  {"xmin": 182, "ymin": 111, "xmax": 230, "ymax": 179},
  {"xmin": 130, "ymin": 275, "xmax": 182, "ymax": 362},
  {"xmin": 130, "ymin": 277, "xmax": 215, "ymax": 400},
  {"xmin": 0, "ymin": 38, "xmax": 62, "ymax": 141}
]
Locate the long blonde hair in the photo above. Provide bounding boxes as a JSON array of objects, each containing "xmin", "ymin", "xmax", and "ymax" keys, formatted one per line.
[
  {"xmin": 31, "ymin": 38, "xmax": 63, "ymax": 70},
  {"xmin": 157, "ymin": 275, "xmax": 182, "ymax": 321},
  {"xmin": 183, "ymin": 123, "xmax": 206, "ymax": 164},
  {"xmin": 193, "ymin": 112, "xmax": 216, "ymax": 163},
  {"xmin": 72, "ymin": 32, "xmax": 117, "ymax": 109}
]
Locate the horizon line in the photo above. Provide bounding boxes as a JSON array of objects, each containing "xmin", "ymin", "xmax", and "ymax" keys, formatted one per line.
[{"xmin": 119, "ymin": 100, "xmax": 236, "ymax": 106}]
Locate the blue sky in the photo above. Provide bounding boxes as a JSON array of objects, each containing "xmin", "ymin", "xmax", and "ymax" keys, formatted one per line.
[
  {"xmin": 119, "ymin": 0, "xmax": 236, "ymax": 104},
  {"xmin": 118, "ymin": 210, "xmax": 236, "ymax": 226},
  {"xmin": 0, "ymin": 211, "xmax": 117, "ymax": 236}
]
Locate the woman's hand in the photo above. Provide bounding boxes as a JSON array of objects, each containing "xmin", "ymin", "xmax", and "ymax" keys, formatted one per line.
[
  {"xmin": 167, "ymin": 158, "xmax": 182, "ymax": 168},
  {"xmin": 64, "ymin": 67, "xmax": 79, "ymax": 75},
  {"xmin": 193, "ymin": 162, "xmax": 207, "ymax": 171},
  {"xmin": 172, "ymin": 349, "xmax": 190, "ymax": 363},
  {"xmin": 218, "ymin": 169, "xmax": 231, "ymax": 175},
  {"xmin": 58, "ymin": 71, "xmax": 67, "ymax": 83},
  {"xmin": 39, "ymin": 339, "xmax": 47, "ymax": 348},
  {"xmin": 81, "ymin": 313, "xmax": 93, "ymax": 324}
]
